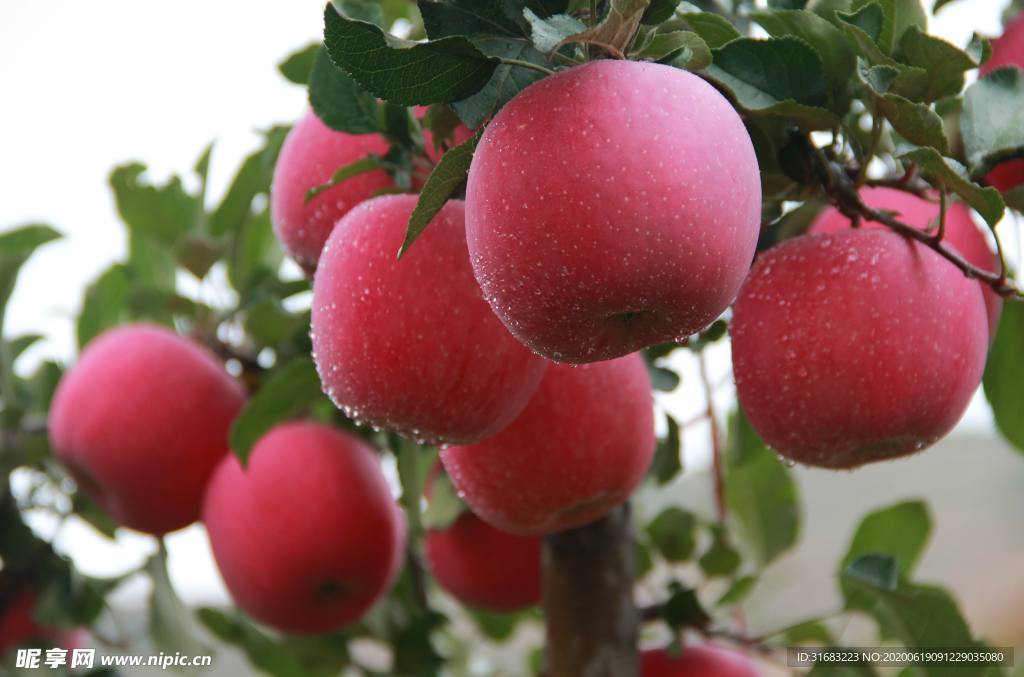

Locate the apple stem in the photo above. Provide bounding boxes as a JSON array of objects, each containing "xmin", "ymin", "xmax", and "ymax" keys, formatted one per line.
[
  {"xmin": 698, "ymin": 352, "xmax": 728, "ymax": 525},
  {"xmin": 541, "ymin": 505, "xmax": 638, "ymax": 676}
]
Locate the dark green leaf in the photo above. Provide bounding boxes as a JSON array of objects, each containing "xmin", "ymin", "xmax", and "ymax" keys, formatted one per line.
[
  {"xmin": 635, "ymin": 539, "xmax": 653, "ymax": 577},
  {"xmin": 210, "ymin": 126, "xmax": 289, "ymax": 237},
  {"xmin": 419, "ymin": 0, "xmax": 524, "ymax": 39},
  {"xmin": 308, "ymin": 47, "xmax": 381, "ymax": 135},
  {"xmin": 750, "ymin": 9, "xmax": 856, "ymax": 89},
  {"xmin": 334, "ymin": 0, "xmax": 386, "ymax": 25},
  {"xmin": 897, "ymin": 146, "xmax": 1004, "ymax": 226},
  {"xmin": 681, "ymin": 11, "xmax": 743, "ymax": 48},
  {"xmin": 229, "ymin": 358, "xmax": 327, "ymax": 464},
  {"xmin": 725, "ymin": 410, "xmax": 801, "ymax": 565},
  {"xmin": 524, "ymin": 10, "xmax": 587, "ymax": 52},
  {"xmin": 649, "ymin": 414, "xmax": 682, "ymax": 485},
  {"xmin": 846, "ymin": 553, "xmax": 900, "ymax": 589},
  {"xmin": 109, "ymin": 163, "xmax": 198, "ymax": 245},
  {"xmin": 644, "ymin": 0, "xmax": 682, "ymax": 23},
  {"xmin": 177, "ymin": 236, "xmax": 225, "ymax": 279},
  {"xmin": 962, "ymin": 67, "xmax": 1024, "ymax": 174},
  {"xmin": 452, "ymin": 39, "xmax": 550, "ymax": 128},
  {"xmin": 245, "ymin": 299, "xmax": 309, "ymax": 347},
  {"xmin": 837, "ymin": 4, "xmax": 894, "ymax": 65},
  {"xmin": 471, "ymin": 609, "xmax": 521, "ymax": 641},
  {"xmin": 6, "ymin": 334, "xmax": 43, "ymax": 363},
  {"xmin": 278, "ymin": 42, "xmax": 321, "ymax": 84},
  {"xmin": 399, "ymin": 129, "xmax": 481, "ymax": 256},
  {"xmin": 850, "ymin": 0, "xmax": 927, "ymax": 55},
  {"xmin": 392, "ymin": 611, "xmax": 446, "ymax": 674},
  {"xmin": 324, "ymin": 5, "xmax": 499, "ymax": 106},
  {"xmin": 77, "ymin": 264, "xmax": 130, "ymax": 348},
  {"xmin": 306, "ymin": 155, "xmax": 391, "ymax": 202},
  {"xmin": 841, "ymin": 500, "xmax": 932, "ymax": 575},
  {"xmin": 896, "ymin": 26, "xmax": 979, "ymax": 102},
  {"xmin": 706, "ymin": 37, "xmax": 840, "ymax": 129},
  {"xmin": 197, "ymin": 608, "xmax": 309, "ymax": 677},
  {"xmin": 229, "ymin": 209, "xmax": 285, "ymax": 296},
  {"xmin": 636, "ymin": 31, "xmax": 712, "ymax": 70},
  {"xmin": 857, "ymin": 60, "xmax": 949, "ymax": 153},
  {"xmin": 552, "ymin": 0, "xmax": 651, "ymax": 56},
  {"xmin": 783, "ymin": 619, "xmax": 835, "ymax": 644},
  {"xmin": 645, "ymin": 506, "xmax": 697, "ymax": 561},
  {"xmin": 983, "ymin": 302, "xmax": 1024, "ymax": 453},
  {"xmin": 698, "ymin": 527, "xmax": 742, "ymax": 577},
  {"xmin": 662, "ymin": 583, "xmax": 711, "ymax": 629},
  {"xmin": 0, "ymin": 225, "xmax": 61, "ymax": 357}
]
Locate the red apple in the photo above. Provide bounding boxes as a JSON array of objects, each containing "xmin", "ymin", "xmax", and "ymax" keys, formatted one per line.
[
  {"xmin": 465, "ymin": 59, "xmax": 761, "ymax": 363},
  {"xmin": 203, "ymin": 422, "xmax": 404, "ymax": 634},
  {"xmin": 810, "ymin": 186, "xmax": 1002, "ymax": 337},
  {"xmin": 49, "ymin": 324, "xmax": 244, "ymax": 535},
  {"xmin": 978, "ymin": 14, "xmax": 1024, "ymax": 191},
  {"xmin": 271, "ymin": 110, "xmax": 393, "ymax": 273},
  {"xmin": 732, "ymin": 230, "xmax": 989, "ymax": 468},
  {"xmin": 311, "ymin": 194, "xmax": 548, "ymax": 444},
  {"xmin": 423, "ymin": 466, "xmax": 541, "ymax": 612},
  {"xmin": 641, "ymin": 645, "xmax": 761, "ymax": 676},
  {"xmin": 440, "ymin": 353, "xmax": 655, "ymax": 536}
]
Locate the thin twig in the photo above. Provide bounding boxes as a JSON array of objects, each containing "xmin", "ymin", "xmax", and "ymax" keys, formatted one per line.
[
  {"xmin": 498, "ymin": 58, "xmax": 555, "ymax": 76},
  {"xmin": 698, "ymin": 352, "xmax": 727, "ymax": 524}
]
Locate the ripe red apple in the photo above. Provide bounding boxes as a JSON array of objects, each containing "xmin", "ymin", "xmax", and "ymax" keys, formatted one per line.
[
  {"xmin": 810, "ymin": 186, "xmax": 1002, "ymax": 337},
  {"xmin": 271, "ymin": 110, "xmax": 393, "ymax": 273},
  {"xmin": 440, "ymin": 353, "xmax": 655, "ymax": 536},
  {"xmin": 423, "ymin": 466, "xmax": 541, "ymax": 612},
  {"xmin": 311, "ymin": 194, "xmax": 548, "ymax": 444},
  {"xmin": 203, "ymin": 422, "xmax": 405, "ymax": 634},
  {"xmin": 49, "ymin": 324, "xmax": 245, "ymax": 535},
  {"xmin": 731, "ymin": 230, "xmax": 989, "ymax": 468},
  {"xmin": 465, "ymin": 59, "xmax": 761, "ymax": 363},
  {"xmin": 0, "ymin": 590, "xmax": 80, "ymax": 654},
  {"xmin": 641, "ymin": 645, "xmax": 761, "ymax": 676},
  {"xmin": 979, "ymin": 13, "xmax": 1024, "ymax": 192}
]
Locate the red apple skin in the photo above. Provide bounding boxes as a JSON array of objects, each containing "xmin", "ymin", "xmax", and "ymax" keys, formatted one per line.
[
  {"xmin": 271, "ymin": 110, "xmax": 393, "ymax": 273},
  {"xmin": 311, "ymin": 195, "xmax": 548, "ymax": 444},
  {"xmin": 425, "ymin": 511, "xmax": 542, "ymax": 613},
  {"xmin": 440, "ymin": 354, "xmax": 655, "ymax": 536},
  {"xmin": 979, "ymin": 14, "xmax": 1024, "ymax": 191},
  {"xmin": 810, "ymin": 186, "xmax": 1002, "ymax": 338},
  {"xmin": 641, "ymin": 646, "xmax": 761, "ymax": 676},
  {"xmin": 202, "ymin": 422, "xmax": 405, "ymax": 635},
  {"xmin": 465, "ymin": 59, "xmax": 761, "ymax": 364},
  {"xmin": 731, "ymin": 230, "xmax": 988, "ymax": 469},
  {"xmin": 49, "ymin": 324, "xmax": 245, "ymax": 535}
]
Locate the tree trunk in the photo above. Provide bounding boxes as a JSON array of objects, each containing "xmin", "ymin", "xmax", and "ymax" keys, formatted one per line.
[{"xmin": 542, "ymin": 504, "xmax": 638, "ymax": 677}]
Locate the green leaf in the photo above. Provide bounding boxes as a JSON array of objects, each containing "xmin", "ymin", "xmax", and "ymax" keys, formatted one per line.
[
  {"xmin": 245, "ymin": 299, "xmax": 309, "ymax": 347},
  {"xmin": 308, "ymin": 47, "xmax": 381, "ymax": 135},
  {"xmin": 983, "ymin": 302, "xmax": 1024, "ymax": 453},
  {"xmin": 77, "ymin": 264, "xmax": 130, "ymax": 348},
  {"xmin": 636, "ymin": 31, "xmax": 712, "ymax": 70},
  {"xmin": 649, "ymin": 413, "xmax": 683, "ymax": 485},
  {"xmin": 524, "ymin": 10, "xmax": 587, "ymax": 52},
  {"xmin": 841, "ymin": 501, "xmax": 932, "ymax": 575},
  {"xmin": 419, "ymin": 0, "xmax": 525, "ymax": 39},
  {"xmin": 717, "ymin": 575, "xmax": 757, "ymax": 606},
  {"xmin": 662, "ymin": 583, "xmax": 711, "ymax": 629},
  {"xmin": 857, "ymin": 60, "xmax": 949, "ymax": 154},
  {"xmin": 210, "ymin": 126, "xmax": 289, "ymax": 237},
  {"xmin": 896, "ymin": 26, "xmax": 979, "ymax": 102},
  {"xmin": 706, "ymin": 37, "xmax": 840, "ymax": 129},
  {"xmin": 850, "ymin": 0, "xmax": 926, "ymax": 55},
  {"xmin": 452, "ymin": 38, "xmax": 550, "ymax": 128},
  {"xmin": 423, "ymin": 470, "xmax": 466, "ymax": 530},
  {"xmin": 0, "ymin": 224, "xmax": 61, "ymax": 359},
  {"xmin": 553, "ymin": 0, "xmax": 652, "ymax": 57},
  {"xmin": 229, "ymin": 209, "xmax": 285, "ymax": 297},
  {"xmin": 306, "ymin": 154, "xmax": 391, "ymax": 202},
  {"xmin": 783, "ymin": 619, "xmax": 835, "ymax": 644},
  {"xmin": 725, "ymin": 410, "xmax": 801, "ymax": 565},
  {"xmin": 148, "ymin": 545, "xmax": 208, "ymax": 657},
  {"xmin": 323, "ymin": 5, "xmax": 499, "ymax": 106},
  {"xmin": 399, "ymin": 129, "xmax": 481, "ymax": 256},
  {"xmin": 698, "ymin": 527, "xmax": 742, "ymax": 577},
  {"xmin": 6, "ymin": 334, "xmax": 42, "ymax": 363},
  {"xmin": 109, "ymin": 163, "xmax": 198, "ymax": 245},
  {"xmin": 897, "ymin": 146, "xmax": 1004, "ymax": 226},
  {"xmin": 846, "ymin": 553, "xmax": 900, "ymax": 589},
  {"xmin": 962, "ymin": 67, "xmax": 1024, "ymax": 174},
  {"xmin": 635, "ymin": 539, "xmax": 654, "ymax": 577},
  {"xmin": 229, "ymin": 358, "xmax": 327, "ymax": 464},
  {"xmin": 645, "ymin": 506, "xmax": 697, "ymax": 561},
  {"xmin": 680, "ymin": 11, "xmax": 742, "ymax": 48},
  {"xmin": 471, "ymin": 609, "xmax": 521, "ymax": 641},
  {"xmin": 837, "ymin": 4, "xmax": 895, "ymax": 66},
  {"xmin": 278, "ymin": 42, "xmax": 321, "ymax": 84},
  {"xmin": 644, "ymin": 0, "xmax": 682, "ymax": 23},
  {"xmin": 750, "ymin": 9, "xmax": 856, "ymax": 90},
  {"xmin": 197, "ymin": 608, "xmax": 309, "ymax": 677}
]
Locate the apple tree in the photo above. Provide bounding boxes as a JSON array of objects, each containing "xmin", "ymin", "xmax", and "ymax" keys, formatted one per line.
[{"xmin": 3, "ymin": 0, "xmax": 1024, "ymax": 675}]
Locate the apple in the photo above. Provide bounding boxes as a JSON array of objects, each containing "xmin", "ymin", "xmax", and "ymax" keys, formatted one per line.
[
  {"xmin": 641, "ymin": 645, "xmax": 761, "ymax": 676},
  {"xmin": 49, "ymin": 324, "xmax": 244, "ymax": 535},
  {"xmin": 311, "ymin": 194, "xmax": 548, "ymax": 444},
  {"xmin": 440, "ymin": 353, "xmax": 655, "ymax": 536},
  {"xmin": 424, "ymin": 468, "xmax": 541, "ymax": 613},
  {"xmin": 731, "ymin": 229, "xmax": 989, "ymax": 468},
  {"xmin": 810, "ymin": 186, "xmax": 1002, "ymax": 337},
  {"xmin": 465, "ymin": 59, "xmax": 761, "ymax": 363},
  {"xmin": 978, "ymin": 13, "xmax": 1024, "ymax": 192},
  {"xmin": 202, "ymin": 422, "xmax": 404, "ymax": 634},
  {"xmin": 271, "ymin": 110, "xmax": 393, "ymax": 273}
]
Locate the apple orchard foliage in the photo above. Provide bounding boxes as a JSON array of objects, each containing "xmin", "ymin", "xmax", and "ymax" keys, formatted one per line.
[{"xmin": 3, "ymin": 0, "xmax": 1024, "ymax": 674}]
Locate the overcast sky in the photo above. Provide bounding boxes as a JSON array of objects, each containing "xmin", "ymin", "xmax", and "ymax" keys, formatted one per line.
[{"xmin": 0, "ymin": 0, "xmax": 1014, "ymax": 605}]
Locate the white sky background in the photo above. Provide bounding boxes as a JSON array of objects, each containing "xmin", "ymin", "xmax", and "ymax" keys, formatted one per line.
[{"xmin": 0, "ymin": 0, "xmax": 1014, "ymax": 607}]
